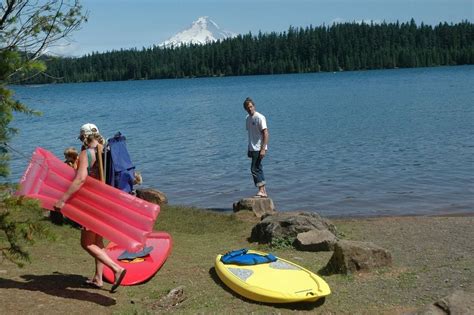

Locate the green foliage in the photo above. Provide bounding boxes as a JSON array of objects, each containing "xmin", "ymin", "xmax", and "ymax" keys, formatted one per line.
[
  {"xmin": 24, "ymin": 20, "xmax": 474, "ymax": 84},
  {"xmin": 0, "ymin": 0, "xmax": 86, "ymax": 266},
  {"xmin": 270, "ymin": 236, "xmax": 296, "ymax": 249},
  {"xmin": 0, "ymin": 185, "xmax": 55, "ymax": 266}
]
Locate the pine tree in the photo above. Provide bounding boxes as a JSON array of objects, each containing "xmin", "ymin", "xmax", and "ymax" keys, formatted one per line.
[{"xmin": 1, "ymin": 0, "xmax": 86, "ymax": 266}]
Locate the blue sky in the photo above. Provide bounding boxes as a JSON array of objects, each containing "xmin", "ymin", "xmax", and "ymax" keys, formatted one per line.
[{"xmin": 53, "ymin": 0, "xmax": 473, "ymax": 57}]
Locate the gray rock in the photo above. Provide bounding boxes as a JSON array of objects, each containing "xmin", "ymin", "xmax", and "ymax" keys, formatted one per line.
[
  {"xmin": 414, "ymin": 290, "xmax": 474, "ymax": 315},
  {"xmin": 295, "ymin": 229, "xmax": 338, "ymax": 251},
  {"xmin": 324, "ymin": 240, "xmax": 392, "ymax": 274},
  {"xmin": 233, "ymin": 197, "xmax": 276, "ymax": 218},
  {"xmin": 250, "ymin": 211, "xmax": 337, "ymax": 244},
  {"xmin": 136, "ymin": 188, "xmax": 168, "ymax": 205}
]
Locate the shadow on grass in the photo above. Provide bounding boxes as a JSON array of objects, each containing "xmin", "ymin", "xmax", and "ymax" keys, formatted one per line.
[
  {"xmin": 208, "ymin": 267, "xmax": 326, "ymax": 310},
  {"xmin": 318, "ymin": 265, "xmax": 333, "ymax": 276},
  {"xmin": 0, "ymin": 272, "xmax": 116, "ymax": 306}
]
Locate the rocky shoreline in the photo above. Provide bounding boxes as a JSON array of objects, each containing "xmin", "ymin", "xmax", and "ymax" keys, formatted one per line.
[
  {"xmin": 229, "ymin": 196, "xmax": 474, "ymax": 314},
  {"xmin": 2, "ymin": 191, "xmax": 471, "ymax": 314}
]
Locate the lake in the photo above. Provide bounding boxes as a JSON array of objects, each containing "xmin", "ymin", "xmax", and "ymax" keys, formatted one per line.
[{"xmin": 7, "ymin": 65, "xmax": 474, "ymax": 217}]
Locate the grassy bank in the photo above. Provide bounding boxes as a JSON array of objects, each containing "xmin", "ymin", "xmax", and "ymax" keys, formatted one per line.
[{"xmin": 1, "ymin": 205, "xmax": 473, "ymax": 314}]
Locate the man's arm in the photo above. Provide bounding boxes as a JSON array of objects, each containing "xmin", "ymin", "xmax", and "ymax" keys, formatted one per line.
[{"xmin": 260, "ymin": 128, "xmax": 269, "ymax": 158}]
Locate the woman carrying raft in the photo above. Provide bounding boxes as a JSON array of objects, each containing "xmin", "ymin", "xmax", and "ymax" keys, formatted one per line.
[{"xmin": 53, "ymin": 123, "xmax": 126, "ymax": 293}]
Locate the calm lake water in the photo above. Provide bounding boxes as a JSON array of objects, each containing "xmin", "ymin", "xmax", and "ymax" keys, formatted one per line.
[{"xmin": 7, "ymin": 65, "xmax": 474, "ymax": 217}]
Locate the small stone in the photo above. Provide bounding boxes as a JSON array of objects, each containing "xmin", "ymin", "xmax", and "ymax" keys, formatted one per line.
[
  {"xmin": 153, "ymin": 286, "xmax": 186, "ymax": 309},
  {"xmin": 136, "ymin": 188, "xmax": 168, "ymax": 205}
]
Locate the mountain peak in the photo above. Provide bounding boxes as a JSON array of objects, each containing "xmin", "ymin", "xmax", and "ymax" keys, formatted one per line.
[
  {"xmin": 194, "ymin": 16, "xmax": 210, "ymax": 25},
  {"xmin": 160, "ymin": 17, "xmax": 237, "ymax": 48},
  {"xmin": 192, "ymin": 16, "xmax": 219, "ymax": 29}
]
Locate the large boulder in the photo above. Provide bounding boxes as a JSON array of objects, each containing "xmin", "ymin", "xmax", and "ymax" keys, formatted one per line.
[
  {"xmin": 233, "ymin": 197, "xmax": 276, "ymax": 218},
  {"xmin": 250, "ymin": 211, "xmax": 337, "ymax": 244},
  {"xmin": 414, "ymin": 290, "xmax": 474, "ymax": 315},
  {"xmin": 323, "ymin": 240, "xmax": 392, "ymax": 274},
  {"xmin": 294, "ymin": 229, "xmax": 338, "ymax": 251},
  {"xmin": 136, "ymin": 188, "xmax": 168, "ymax": 205}
]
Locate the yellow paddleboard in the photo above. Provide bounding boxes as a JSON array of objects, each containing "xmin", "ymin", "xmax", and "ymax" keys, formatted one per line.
[{"xmin": 215, "ymin": 250, "xmax": 331, "ymax": 303}]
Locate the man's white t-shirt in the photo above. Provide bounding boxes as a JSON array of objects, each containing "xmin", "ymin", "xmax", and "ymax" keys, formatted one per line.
[{"xmin": 246, "ymin": 111, "xmax": 268, "ymax": 151}]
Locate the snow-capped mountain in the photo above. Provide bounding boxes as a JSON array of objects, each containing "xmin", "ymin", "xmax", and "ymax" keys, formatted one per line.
[{"xmin": 160, "ymin": 16, "xmax": 237, "ymax": 48}]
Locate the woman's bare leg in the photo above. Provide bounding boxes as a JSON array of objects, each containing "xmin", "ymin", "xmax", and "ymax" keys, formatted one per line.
[
  {"xmin": 93, "ymin": 234, "xmax": 105, "ymax": 286},
  {"xmin": 81, "ymin": 230, "xmax": 124, "ymax": 286}
]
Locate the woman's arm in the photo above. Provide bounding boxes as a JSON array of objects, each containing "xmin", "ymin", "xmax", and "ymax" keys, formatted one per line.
[{"xmin": 53, "ymin": 149, "xmax": 91, "ymax": 210}]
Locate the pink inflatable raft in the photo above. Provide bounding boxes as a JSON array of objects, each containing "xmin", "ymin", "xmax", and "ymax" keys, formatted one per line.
[{"xmin": 16, "ymin": 147, "xmax": 159, "ymax": 251}]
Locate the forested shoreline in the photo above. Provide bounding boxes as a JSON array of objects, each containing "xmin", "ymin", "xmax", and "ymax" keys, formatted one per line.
[{"xmin": 27, "ymin": 19, "xmax": 473, "ymax": 84}]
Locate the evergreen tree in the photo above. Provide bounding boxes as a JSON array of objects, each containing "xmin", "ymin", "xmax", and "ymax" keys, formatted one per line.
[
  {"xmin": 0, "ymin": 0, "xmax": 86, "ymax": 266},
  {"xmin": 22, "ymin": 20, "xmax": 474, "ymax": 84}
]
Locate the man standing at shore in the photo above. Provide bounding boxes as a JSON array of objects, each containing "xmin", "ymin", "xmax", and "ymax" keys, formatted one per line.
[{"xmin": 243, "ymin": 97, "xmax": 269, "ymax": 198}]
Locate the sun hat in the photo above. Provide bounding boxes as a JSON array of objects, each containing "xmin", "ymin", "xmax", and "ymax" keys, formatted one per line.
[{"xmin": 78, "ymin": 123, "xmax": 100, "ymax": 139}]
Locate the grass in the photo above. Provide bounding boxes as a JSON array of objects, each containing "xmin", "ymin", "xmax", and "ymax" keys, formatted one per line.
[{"xmin": 0, "ymin": 205, "xmax": 473, "ymax": 314}]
